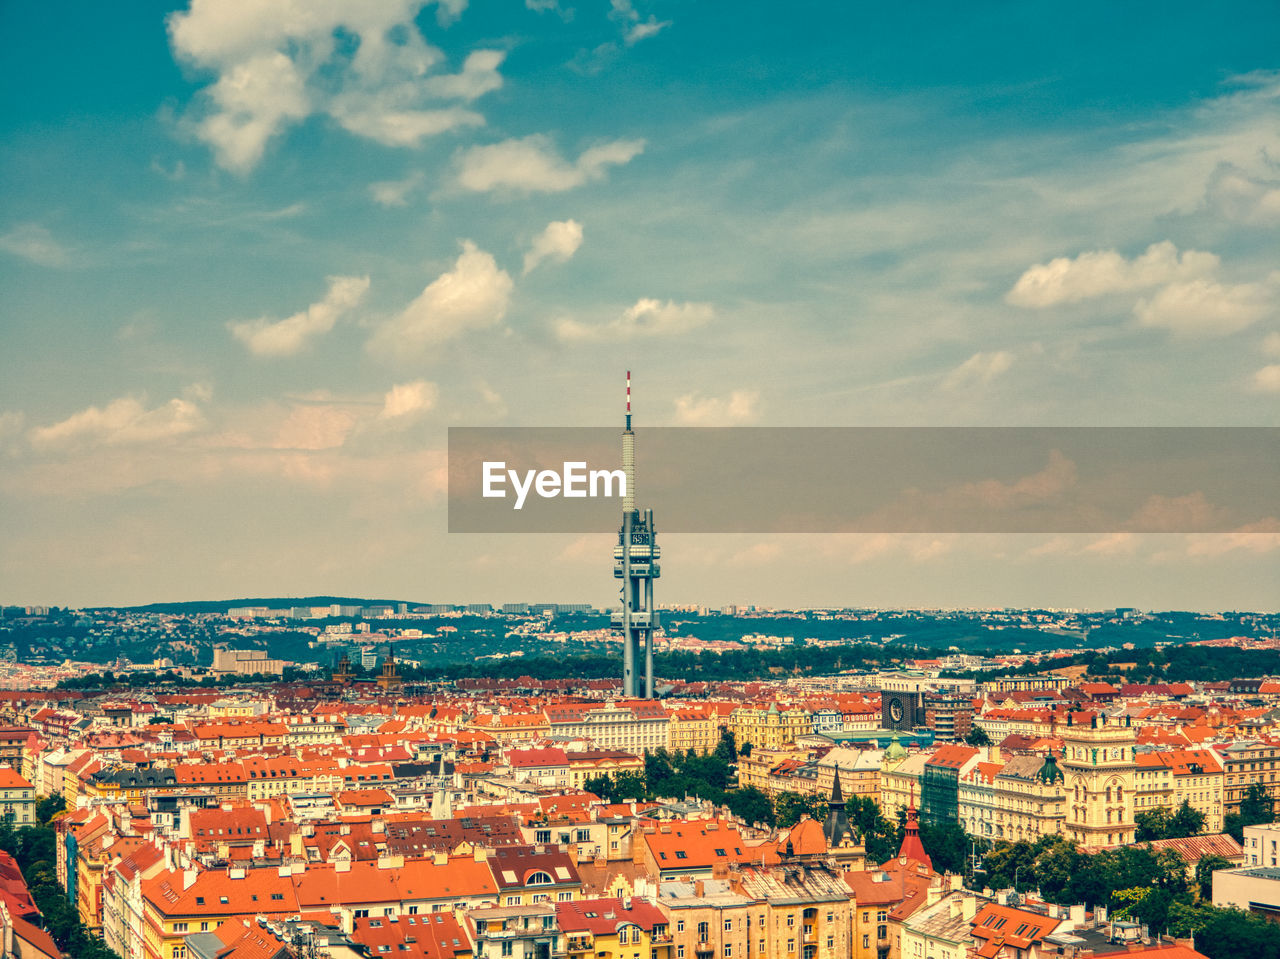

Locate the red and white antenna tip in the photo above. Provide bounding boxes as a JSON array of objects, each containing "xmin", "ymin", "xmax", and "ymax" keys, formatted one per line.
[{"xmin": 625, "ymin": 372, "xmax": 631, "ymax": 412}]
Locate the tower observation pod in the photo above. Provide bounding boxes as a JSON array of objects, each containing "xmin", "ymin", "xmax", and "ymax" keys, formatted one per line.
[{"xmin": 611, "ymin": 371, "xmax": 660, "ymax": 698}]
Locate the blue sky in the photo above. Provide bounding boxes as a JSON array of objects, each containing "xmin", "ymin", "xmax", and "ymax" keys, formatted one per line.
[{"xmin": 1, "ymin": 1, "xmax": 1277, "ymax": 609}]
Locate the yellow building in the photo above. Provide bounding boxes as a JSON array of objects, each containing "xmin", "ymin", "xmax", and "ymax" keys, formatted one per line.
[
  {"xmin": 557, "ymin": 897, "xmax": 673, "ymax": 959},
  {"xmin": 730, "ymin": 703, "xmax": 813, "ymax": 752},
  {"xmin": 736, "ymin": 863, "xmax": 853, "ymax": 959},
  {"xmin": 1061, "ymin": 714, "xmax": 1136, "ymax": 848},
  {"xmin": 666, "ymin": 708, "xmax": 720, "ymax": 754},
  {"xmin": 1218, "ymin": 740, "xmax": 1280, "ymax": 818},
  {"xmin": 988, "ymin": 753, "xmax": 1065, "ymax": 843},
  {"xmin": 0, "ymin": 768, "xmax": 36, "ymax": 826},
  {"xmin": 657, "ymin": 878, "xmax": 755, "ymax": 959}
]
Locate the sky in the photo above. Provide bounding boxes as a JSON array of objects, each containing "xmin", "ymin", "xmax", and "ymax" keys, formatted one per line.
[{"xmin": 1, "ymin": 0, "xmax": 1278, "ymax": 611}]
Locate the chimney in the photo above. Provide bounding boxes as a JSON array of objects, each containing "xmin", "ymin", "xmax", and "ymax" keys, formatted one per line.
[
  {"xmin": 433, "ymin": 852, "xmax": 448, "ymax": 866},
  {"xmin": 182, "ymin": 868, "xmax": 197, "ymax": 890},
  {"xmin": 962, "ymin": 896, "xmax": 977, "ymax": 921},
  {"xmin": 694, "ymin": 880, "xmax": 704, "ymax": 897}
]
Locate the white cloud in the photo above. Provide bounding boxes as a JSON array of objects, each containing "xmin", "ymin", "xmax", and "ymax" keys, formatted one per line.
[
  {"xmin": 1261, "ymin": 331, "xmax": 1280, "ymax": 358},
  {"xmin": 941, "ymin": 350, "xmax": 1014, "ymax": 391},
  {"xmin": 0, "ymin": 223, "xmax": 70, "ymax": 267},
  {"xmin": 380, "ymin": 380, "xmax": 439, "ymax": 419},
  {"xmin": 457, "ymin": 135, "xmax": 644, "ymax": 193},
  {"xmin": 523, "ymin": 219, "xmax": 584, "ymax": 274},
  {"xmin": 369, "ymin": 172, "xmax": 424, "ymax": 207},
  {"xmin": 30, "ymin": 394, "xmax": 206, "ymax": 451},
  {"xmin": 625, "ymin": 17, "xmax": 670, "ymax": 45},
  {"xmin": 167, "ymin": 1, "xmax": 500, "ymax": 172},
  {"xmin": 1205, "ymin": 163, "xmax": 1280, "ymax": 225},
  {"xmin": 193, "ymin": 51, "xmax": 311, "ymax": 174},
  {"xmin": 1006, "ymin": 241, "xmax": 1218, "ymax": 308},
  {"xmin": 368, "ymin": 241, "xmax": 513, "ymax": 358},
  {"xmin": 271, "ymin": 404, "xmax": 358, "ymax": 451},
  {"xmin": 673, "ymin": 390, "xmax": 760, "ymax": 425},
  {"xmin": 1133, "ymin": 279, "xmax": 1270, "ymax": 336},
  {"xmin": 1252, "ymin": 364, "xmax": 1280, "ymax": 393},
  {"xmin": 555, "ymin": 298, "xmax": 713, "ymax": 341},
  {"xmin": 229, "ymin": 274, "xmax": 370, "ymax": 357}
]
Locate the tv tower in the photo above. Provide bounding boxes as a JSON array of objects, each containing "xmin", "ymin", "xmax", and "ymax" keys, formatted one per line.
[{"xmin": 612, "ymin": 371, "xmax": 660, "ymax": 698}]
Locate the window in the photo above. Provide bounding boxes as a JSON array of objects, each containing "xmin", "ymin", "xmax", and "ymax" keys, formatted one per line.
[
  {"xmin": 173, "ymin": 923, "xmax": 188, "ymax": 933},
  {"xmin": 501, "ymin": 943, "xmax": 513, "ymax": 957},
  {"xmin": 725, "ymin": 919, "xmax": 732, "ymax": 931},
  {"xmin": 675, "ymin": 851, "xmax": 687, "ymax": 859},
  {"xmin": 536, "ymin": 830, "xmax": 551, "ymax": 843},
  {"xmin": 677, "ymin": 921, "xmax": 685, "ymax": 933}
]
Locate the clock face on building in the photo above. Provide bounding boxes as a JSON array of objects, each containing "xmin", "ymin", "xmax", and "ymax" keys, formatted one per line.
[{"xmin": 889, "ymin": 698, "xmax": 904, "ymax": 723}]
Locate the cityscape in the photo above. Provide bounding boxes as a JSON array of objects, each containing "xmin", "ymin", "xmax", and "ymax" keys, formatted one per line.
[{"xmin": 3, "ymin": 3, "xmax": 1280, "ymax": 959}]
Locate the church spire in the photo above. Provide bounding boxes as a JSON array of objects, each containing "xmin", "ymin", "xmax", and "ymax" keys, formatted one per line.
[{"xmin": 897, "ymin": 786, "xmax": 932, "ymax": 870}]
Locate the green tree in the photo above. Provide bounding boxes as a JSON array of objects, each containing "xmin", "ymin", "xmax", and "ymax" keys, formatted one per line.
[
  {"xmin": 965, "ymin": 725, "xmax": 992, "ymax": 747},
  {"xmin": 1168, "ymin": 800, "xmax": 1206, "ymax": 838},
  {"xmin": 726, "ymin": 786, "xmax": 774, "ymax": 827},
  {"xmin": 775, "ymin": 792, "xmax": 827, "ymax": 828},
  {"xmin": 1195, "ymin": 854, "xmax": 1233, "ymax": 901},
  {"xmin": 713, "ymin": 730, "xmax": 737, "ymax": 764},
  {"xmin": 1135, "ymin": 807, "xmax": 1175, "ymax": 842},
  {"xmin": 918, "ymin": 820, "xmax": 969, "ymax": 876}
]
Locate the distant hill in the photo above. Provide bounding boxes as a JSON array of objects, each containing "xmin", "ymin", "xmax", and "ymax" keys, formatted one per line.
[{"xmin": 101, "ymin": 597, "xmax": 423, "ymax": 614}]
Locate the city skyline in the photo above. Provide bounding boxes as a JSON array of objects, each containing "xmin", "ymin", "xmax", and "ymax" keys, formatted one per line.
[{"xmin": 2, "ymin": 2, "xmax": 1278, "ymax": 609}]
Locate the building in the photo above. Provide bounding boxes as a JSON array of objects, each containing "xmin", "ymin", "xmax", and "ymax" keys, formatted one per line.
[
  {"xmin": 896, "ymin": 889, "xmax": 983, "ymax": 959},
  {"xmin": 470, "ymin": 903, "xmax": 560, "ymax": 959},
  {"xmin": 1243, "ymin": 822, "xmax": 1280, "ymax": 868},
  {"xmin": 1212, "ymin": 864, "xmax": 1280, "ymax": 920},
  {"xmin": 920, "ymin": 746, "xmax": 980, "ymax": 826},
  {"xmin": 925, "ymin": 691, "xmax": 973, "ymax": 744},
  {"xmin": 556, "ymin": 897, "xmax": 672, "ymax": 959},
  {"xmin": 735, "ymin": 862, "xmax": 855, "ymax": 959},
  {"xmin": 0, "ymin": 769, "xmax": 36, "ymax": 826},
  {"xmin": 656, "ymin": 878, "xmax": 754, "ymax": 959},
  {"xmin": 1060, "ymin": 714, "xmax": 1137, "ymax": 848},
  {"xmin": 729, "ymin": 703, "xmax": 814, "ymax": 751},
  {"xmin": 210, "ymin": 648, "xmax": 285, "ymax": 677}
]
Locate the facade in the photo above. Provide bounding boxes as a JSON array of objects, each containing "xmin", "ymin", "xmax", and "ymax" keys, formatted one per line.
[
  {"xmin": 0, "ymin": 768, "xmax": 35, "ymax": 826},
  {"xmin": 656, "ymin": 878, "xmax": 754, "ymax": 959},
  {"xmin": 471, "ymin": 903, "xmax": 560, "ymax": 959},
  {"xmin": 919, "ymin": 746, "xmax": 979, "ymax": 826},
  {"xmin": 729, "ymin": 704, "xmax": 814, "ymax": 752},
  {"xmin": 1060, "ymin": 715, "xmax": 1137, "ymax": 848},
  {"xmin": 735, "ymin": 863, "xmax": 854, "ymax": 959},
  {"xmin": 1216, "ymin": 739, "xmax": 1280, "ymax": 817}
]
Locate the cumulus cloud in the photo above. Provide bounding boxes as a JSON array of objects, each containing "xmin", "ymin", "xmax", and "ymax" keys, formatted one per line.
[
  {"xmin": 457, "ymin": 135, "xmax": 644, "ymax": 193},
  {"xmin": 367, "ymin": 241, "xmax": 513, "ymax": 358},
  {"xmin": 1133, "ymin": 279, "xmax": 1270, "ymax": 336},
  {"xmin": 1205, "ymin": 162, "xmax": 1280, "ymax": 225},
  {"xmin": 229, "ymin": 274, "xmax": 370, "ymax": 357},
  {"xmin": 523, "ymin": 219, "xmax": 583, "ymax": 274},
  {"xmin": 0, "ymin": 223, "xmax": 70, "ymax": 267},
  {"xmin": 1252, "ymin": 364, "xmax": 1280, "ymax": 392},
  {"xmin": 1264, "ymin": 332, "xmax": 1280, "ymax": 358},
  {"xmin": 380, "ymin": 379, "xmax": 439, "ymax": 419},
  {"xmin": 1006, "ymin": 241, "xmax": 1218, "ymax": 308},
  {"xmin": 369, "ymin": 171, "xmax": 424, "ymax": 207},
  {"xmin": 941, "ymin": 350, "xmax": 1014, "ymax": 391},
  {"xmin": 271, "ymin": 404, "xmax": 358, "ymax": 451},
  {"xmin": 555, "ymin": 298, "xmax": 713, "ymax": 341},
  {"xmin": 673, "ymin": 390, "xmax": 760, "ymax": 425},
  {"xmin": 29, "ymin": 393, "xmax": 206, "ymax": 450},
  {"xmin": 167, "ymin": 1, "xmax": 501, "ymax": 172}
]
